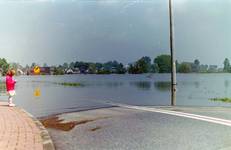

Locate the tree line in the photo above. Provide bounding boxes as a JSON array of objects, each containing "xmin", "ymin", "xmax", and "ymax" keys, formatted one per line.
[
  {"xmin": 58, "ymin": 55, "xmax": 224, "ymax": 74},
  {"xmin": 0, "ymin": 55, "xmax": 230, "ymax": 75},
  {"xmin": 51, "ymin": 56, "xmax": 231, "ymax": 74}
]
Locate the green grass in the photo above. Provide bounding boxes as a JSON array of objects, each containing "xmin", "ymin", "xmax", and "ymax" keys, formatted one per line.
[
  {"xmin": 0, "ymin": 82, "xmax": 6, "ymax": 89},
  {"xmin": 210, "ymin": 97, "xmax": 231, "ymax": 103},
  {"xmin": 56, "ymin": 82, "xmax": 84, "ymax": 87}
]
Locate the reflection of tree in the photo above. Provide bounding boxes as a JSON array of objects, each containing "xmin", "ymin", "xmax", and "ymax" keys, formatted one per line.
[
  {"xmin": 194, "ymin": 81, "xmax": 200, "ymax": 88},
  {"xmin": 34, "ymin": 87, "xmax": 41, "ymax": 97},
  {"xmin": 224, "ymin": 80, "xmax": 229, "ymax": 95},
  {"xmin": 225, "ymin": 80, "xmax": 229, "ymax": 89},
  {"xmin": 154, "ymin": 81, "xmax": 171, "ymax": 91},
  {"xmin": 105, "ymin": 82, "xmax": 124, "ymax": 88},
  {"xmin": 130, "ymin": 81, "xmax": 151, "ymax": 90}
]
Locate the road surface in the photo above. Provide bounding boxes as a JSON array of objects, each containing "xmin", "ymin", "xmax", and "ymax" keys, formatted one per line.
[{"xmin": 44, "ymin": 105, "xmax": 231, "ymax": 150}]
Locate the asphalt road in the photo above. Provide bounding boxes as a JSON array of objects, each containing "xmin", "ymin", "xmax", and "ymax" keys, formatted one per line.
[{"xmin": 47, "ymin": 106, "xmax": 231, "ymax": 150}]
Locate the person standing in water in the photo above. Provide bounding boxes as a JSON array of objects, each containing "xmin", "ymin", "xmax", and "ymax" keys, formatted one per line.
[{"xmin": 6, "ymin": 69, "xmax": 16, "ymax": 107}]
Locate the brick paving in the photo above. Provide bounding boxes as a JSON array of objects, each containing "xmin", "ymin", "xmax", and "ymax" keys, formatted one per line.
[{"xmin": 0, "ymin": 102, "xmax": 43, "ymax": 150}]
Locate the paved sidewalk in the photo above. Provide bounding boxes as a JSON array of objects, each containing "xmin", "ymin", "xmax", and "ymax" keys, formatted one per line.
[{"xmin": 0, "ymin": 102, "xmax": 43, "ymax": 150}]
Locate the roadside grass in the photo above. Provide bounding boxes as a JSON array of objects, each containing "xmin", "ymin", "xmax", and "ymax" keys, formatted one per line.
[
  {"xmin": 0, "ymin": 82, "xmax": 6, "ymax": 90},
  {"xmin": 210, "ymin": 97, "xmax": 231, "ymax": 103}
]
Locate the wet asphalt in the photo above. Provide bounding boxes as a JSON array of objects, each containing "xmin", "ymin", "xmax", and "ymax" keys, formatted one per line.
[{"xmin": 47, "ymin": 107, "xmax": 231, "ymax": 150}]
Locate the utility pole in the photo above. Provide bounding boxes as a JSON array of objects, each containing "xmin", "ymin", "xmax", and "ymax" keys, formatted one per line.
[{"xmin": 169, "ymin": 0, "xmax": 177, "ymax": 106}]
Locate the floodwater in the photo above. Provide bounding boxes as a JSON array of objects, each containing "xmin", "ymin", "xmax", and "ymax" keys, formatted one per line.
[{"xmin": 1, "ymin": 74, "xmax": 231, "ymax": 117}]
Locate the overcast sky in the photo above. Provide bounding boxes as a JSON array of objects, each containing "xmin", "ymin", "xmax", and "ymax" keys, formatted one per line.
[{"xmin": 0, "ymin": 0, "xmax": 230, "ymax": 67}]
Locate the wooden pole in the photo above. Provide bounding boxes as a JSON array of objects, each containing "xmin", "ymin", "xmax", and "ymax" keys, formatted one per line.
[{"xmin": 169, "ymin": 0, "xmax": 177, "ymax": 106}]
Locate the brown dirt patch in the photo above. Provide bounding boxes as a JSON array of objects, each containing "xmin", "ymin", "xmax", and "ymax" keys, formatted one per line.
[{"xmin": 40, "ymin": 116, "xmax": 94, "ymax": 131}]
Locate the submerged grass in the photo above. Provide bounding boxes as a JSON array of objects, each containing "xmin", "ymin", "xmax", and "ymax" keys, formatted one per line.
[
  {"xmin": 210, "ymin": 97, "xmax": 231, "ymax": 103},
  {"xmin": 31, "ymin": 80, "xmax": 85, "ymax": 87},
  {"xmin": 55, "ymin": 82, "xmax": 84, "ymax": 87}
]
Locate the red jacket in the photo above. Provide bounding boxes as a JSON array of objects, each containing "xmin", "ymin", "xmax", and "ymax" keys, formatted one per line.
[{"xmin": 6, "ymin": 75, "xmax": 16, "ymax": 92}]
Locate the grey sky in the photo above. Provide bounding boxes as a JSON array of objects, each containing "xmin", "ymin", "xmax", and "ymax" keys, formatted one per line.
[{"xmin": 0, "ymin": 0, "xmax": 230, "ymax": 67}]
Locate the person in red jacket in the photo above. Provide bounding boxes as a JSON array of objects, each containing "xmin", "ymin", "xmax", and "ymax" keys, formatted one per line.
[{"xmin": 6, "ymin": 69, "xmax": 16, "ymax": 107}]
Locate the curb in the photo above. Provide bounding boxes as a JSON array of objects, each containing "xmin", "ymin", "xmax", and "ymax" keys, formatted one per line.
[{"xmin": 18, "ymin": 108, "xmax": 55, "ymax": 150}]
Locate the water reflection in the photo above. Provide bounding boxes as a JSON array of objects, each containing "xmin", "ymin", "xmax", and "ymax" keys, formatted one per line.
[
  {"xmin": 224, "ymin": 80, "xmax": 229, "ymax": 95},
  {"xmin": 105, "ymin": 82, "xmax": 124, "ymax": 88},
  {"xmin": 3, "ymin": 74, "xmax": 231, "ymax": 117},
  {"xmin": 34, "ymin": 88, "xmax": 41, "ymax": 97},
  {"xmin": 130, "ymin": 81, "xmax": 152, "ymax": 90},
  {"xmin": 80, "ymin": 81, "xmax": 124, "ymax": 88},
  {"xmin": 154, "ymin": 81, "xmax": 171, "ymax": 91},
  {"xmin": 194, "ymin": 81, "xmax": 200, "ymax": 88},
  {"xmin": 225, "ymin": 80, "xmax": 229, "ymax": 88}
]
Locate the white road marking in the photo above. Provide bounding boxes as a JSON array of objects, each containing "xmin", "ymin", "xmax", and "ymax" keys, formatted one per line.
[{"xmin": 111, "ymin": 103, "xmax": 231, "ymax": 127}]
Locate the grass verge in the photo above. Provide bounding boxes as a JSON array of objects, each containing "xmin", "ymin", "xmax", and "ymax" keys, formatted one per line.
[{"xmin": 210, "ymin": 97, "xmax": 231, "ymax": 103}]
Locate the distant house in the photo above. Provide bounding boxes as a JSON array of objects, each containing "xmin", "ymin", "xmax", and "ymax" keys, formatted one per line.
[
  {"xmin": 208, "ymin": 65, "xmax": 218, "ymax": 73},
  {"xmin": 40, "ymin": 67, "xmax": 51, "ymax": 75},
  {"xmin": 111, "ymin": 67, "xmax": 117, "ymax": 73},
  {"xmin": 64, "ymin": 68, "xmax": 81, "ymax": 74},
  {"xmin": 65, "ymin": 68, "xmax": 74, "ymax": 74},
  {"xmin": 125, "ymin": 65, "xmax": 129, "ymax": 70},
  {"xmin": 74, "ymin": 68, "xmax": 80, "ymax": 74},
  {"xmin": 17, "ymin": 69, "xmax": 24, "ymax": 75},
  {"xmin": 29, "ymin": 67, "xmax": 52, "ymax": 75},
  {"xmin": 50, "ymin": 67, "xmax": 55, "ymax": 75},
  {"xmin": 199, "ymin": 65, "xmax": 209, "ymax": 73},
  {"xmin": 218, "ymin": 68, "xmax": 224, "ymax": 73}
]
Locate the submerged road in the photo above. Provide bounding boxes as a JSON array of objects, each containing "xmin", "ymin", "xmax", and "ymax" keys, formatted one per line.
[{"xmin": 47, "ymin": 105, "xmax": 231, "ymax": 150}]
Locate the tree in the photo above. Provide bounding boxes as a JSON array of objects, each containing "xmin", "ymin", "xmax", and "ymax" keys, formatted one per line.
[
  {"xmin": 127, "ymin": 56, "xmax": 151, "ymax": 74},
  {"xmin": 69, "ymin": 62, "xmax": 75, "ymax": 69},
  {"xmin": 194, "ymin": 59, "xmax": 200, "ymax": 66},
  {"xmin": 43, "ymin": 63, "xmax": 48, "ymax": 67},
  {"xmin": 62, "ymin": 63, "xmax": 69, "ymax": 70},
  {"xmin": 117, "ymin": 63, "xmax": 126, "ymax": 74},
  {"xmin": 175, "ymin": 60, "xmax": 179, "ymax": 72},
  {"xmin": 75, "ymin": 61, "xmax": 89, "ymax": 73},
  {"xmin": 95, "ymin": 63, "xmax": 103, "ymax": 71},
  {"xmin": 31, "ymin": 62, "xmax": 36, "ymax": 68},
  {"xmin": 136, "ymin": 56, "xmax": 151, "ymax": 73},
  {"xmin": 128, "ymin": 64, "xmax": 139, "ymax": 74},
  {"xmin": 151, "ymin": 63, "xmax": 159, "ymax": 73},
  {"xmin": 53, "ymin": 66, "xmax": 64, "ymax": 75},
  {"xmin": 192, "ymin": 59, "xmax": 200, "ymax": 73},
  {"xmin": 10, "ymin": 62, "xmax": 19, "ymax": 71},
  {"xmin": 154, "ymin": 55, "xmax": 171, "ymax": 73},
  {"xmin": 224, "ymin": 58, "xmax": 230, "ymax": 72},
  {"xmin": 88, "ymin": 63, "xmax": 96, "ymax": 74},
  {"xmin": 178, "ymin": 63, "xmax": 192, "ymax": 73},
  {"xmin": 103, "ymin": 61, "xmax": 115, "ymax": 72},
  {"xmin": 25, "ymin": 64, "xmax": 30, "ymax": 69},
  {"xmin": 0, "ymin": 58, "xmax": 9, "ymax": 76},
  {"xmin": 102, "ymin": 60, "xmax": 126, "ymax": 74}
]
